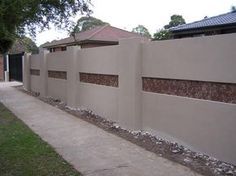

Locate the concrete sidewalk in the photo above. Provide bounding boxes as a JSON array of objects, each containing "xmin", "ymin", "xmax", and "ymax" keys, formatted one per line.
[{"xmin": 0, "ymin": 82, "xmax": 202, "ymax": 176}]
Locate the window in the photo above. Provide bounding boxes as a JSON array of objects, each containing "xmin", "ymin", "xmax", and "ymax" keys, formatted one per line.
[
  {"xmin": 49, "ymin": 48, "xmax": 56, "ymax": 52},
  {"xmin": 61, "ymin": 47, "xmax": 67, "ymax": 51}
]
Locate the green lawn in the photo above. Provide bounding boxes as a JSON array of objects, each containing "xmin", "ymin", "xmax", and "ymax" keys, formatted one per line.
[{"xmin": 0, "ymin": 103, "xmax": 80, "ymax": 176}]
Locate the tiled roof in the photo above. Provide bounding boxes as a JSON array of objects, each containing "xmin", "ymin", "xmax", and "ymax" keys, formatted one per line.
[
  {"xmin": 42, "ymin": 25, "xmax": 146, "ymax": 48},
  {"xmin": 170, "ymin": 12, "xmax": 236, "ymax": 32}
]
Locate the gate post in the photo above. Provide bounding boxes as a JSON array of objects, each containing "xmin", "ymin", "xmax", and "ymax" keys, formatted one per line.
[
  {"xmin": 4, "ymin": 53, "xmax": 9, "ymax": 82},
  {"xmin": 23, "ymin": 53, "xmax": 31, "ymax": 91}
]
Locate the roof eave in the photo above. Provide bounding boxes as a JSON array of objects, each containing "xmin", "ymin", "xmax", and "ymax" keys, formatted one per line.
[
  {"xmin": 171, "ymin": 23, "xmax": 236, "ymax": 34},
  {"xmin": 43, "ymin": 40, "xmax": 118, "ymax": 48}
]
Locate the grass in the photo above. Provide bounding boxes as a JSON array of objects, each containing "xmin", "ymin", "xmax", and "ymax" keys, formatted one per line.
[{"xmin": 0, "ymin": 103, "xmax": 81, "ymax": 176}]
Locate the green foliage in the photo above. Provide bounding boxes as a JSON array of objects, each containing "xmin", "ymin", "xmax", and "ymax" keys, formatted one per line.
[
  {"xmin": 71, "ymin": 16, "xmax": 108, "ymax": 34},
  {"xmin": 0, "ymin": 0, "xmax": 91, "ymax": 54},
  {"xmin": 164, "ymin": 15, "xmax": 186, "ymax": 29},
  {"xmin": 9, "ymin": 36, "xmax": 38, "ymax": 54},
  {"xmin": 0, "ymin": 38, "xmax": 14, "ymax": 55},
  {"xmin": 132, "ymin": 25, "xmax": 151, "ymax": 38},
  {"xmin": 0, "ymin": 103, "xmax": 81, "ymax": 176},
  {"xmin": 153, "ymin": 29, "xmax": 171, "ymax": 40},
  {"xmin": 153, "ymin": 14, "xmax": 185, "ymax": 40},
  {"xmin": 231, "ymin": 6, "xmax": 236, "ymax": 12}
]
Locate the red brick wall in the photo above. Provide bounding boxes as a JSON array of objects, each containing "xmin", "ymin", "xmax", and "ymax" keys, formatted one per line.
[
  {"xmin": 0, "ymin": 55, "xmax": 4, "ymax": 80},
  {"xmin": 48, "ymin": 70, "xmax": 67, "ymax": 79},
  {"xmin": 80, "ymin": 72, "xmax": 118, "ymax": 87},
  {"xmin": 142, "ymin": 77, "xmax": 236, "ymax": 104}
]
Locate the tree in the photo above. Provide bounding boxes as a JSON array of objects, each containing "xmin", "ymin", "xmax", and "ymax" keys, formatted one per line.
[
  {"xmin": 231, "ymin": 6, "xmax": 236, "ymax": 12},
  {"xmin": 153, "ymin": 14, "xmax": 185, "ymax": 40},
  {"xmin": 153, "ymin": 29, "xmax": 171, "ymax": 40},
  {"xmin": 132, "ymin": 25, "xmax": 151, "ymax": 38},
  {"xmin": 9, "ymin": 36, "xmax": 38, "ymax": 54},
  {"xmin": 0, "ymin": 0, "xmax": 91, "ymax": 54},
  {"xmin": 164, "ymin": 15, "xmax": 186, "ymax": 29},
  {"xmin": 71, "ymin": 16, "xmax": 109, "ymax": 34}
]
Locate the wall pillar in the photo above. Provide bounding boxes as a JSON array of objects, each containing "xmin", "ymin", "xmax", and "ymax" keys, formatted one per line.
[
  {"xmin": 4, "ymin": 54, "xmax": 9, "ymax": 82},
  {"xmin": 66, "ymin": 46, "xmax": 79, "ymax": 108},
  {"xmin": 117, "ymin": 38, "xmax": 144, "ymax": 130},
  {"xmin": 23, "ymin": 53, "xmax": 31, "ymax": 91},
  {"xmin": 39, "ymin": 50, "xmax": 49, "ymax": 97}
]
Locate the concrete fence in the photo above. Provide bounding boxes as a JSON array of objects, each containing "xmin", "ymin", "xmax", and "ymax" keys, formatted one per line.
[{"xmin": 23, "ymin": 33, "xmax": 236, "ymax": 164}]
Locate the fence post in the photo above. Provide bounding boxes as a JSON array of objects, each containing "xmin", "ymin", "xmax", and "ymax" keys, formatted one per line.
[
  {"xmin": 23, "ymin": 53, "xmax": 31, "ymax": 91},
  {"xmin": 117, "ymin": 38, "xmax": 144, "ymax": 130},
  {"xmin": 39, "ymin": 50, "xmax": 49, "ymax": 97},
  {"xmin": 66, "ymin": 46, "xmax": 79, "ymax": 108},
  {"xmin": 4, "ymin": 53, "xmax": 9, "ymax": 82}
]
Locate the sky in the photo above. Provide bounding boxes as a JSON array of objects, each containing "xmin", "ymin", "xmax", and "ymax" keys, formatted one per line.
[{"xmin": 35, "ymin": 0, "xmax": 236, "ymax": 46}]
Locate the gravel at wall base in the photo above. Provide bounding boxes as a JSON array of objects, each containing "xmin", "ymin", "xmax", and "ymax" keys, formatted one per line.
[{"xmin": 16, "ymin": 86, "xmax": 236, "ymax": 176}]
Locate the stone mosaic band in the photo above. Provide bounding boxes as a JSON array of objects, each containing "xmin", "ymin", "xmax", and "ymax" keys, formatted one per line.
[
  {"xmin": 48, "ymin": 70, "xmax": 67, "ymax": 80},
  {"xmin": 30, "ymin": 69, "xmax": 40, "ymax": 76},
  {"xmin": 142, "ymin": 77, "xmax": 236, "ymax": 104},
  {"xmin": 80, "ymin": 72, "xmax": 118, "ymax": 87}
]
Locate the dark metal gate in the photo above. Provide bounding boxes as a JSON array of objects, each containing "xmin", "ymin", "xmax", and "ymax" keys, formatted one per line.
[{"xmin": 8, "ymin": 53, "xmax": 23, "ymax": 82}]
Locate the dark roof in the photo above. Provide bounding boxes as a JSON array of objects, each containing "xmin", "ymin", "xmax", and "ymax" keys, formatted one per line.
[
  {"xmin": 170, "ymin": 12, "xmax": 236, "ymax": 32},
  {"xmin": 42, "ymin": 25, "xmax": 147, "ymax": 48}
]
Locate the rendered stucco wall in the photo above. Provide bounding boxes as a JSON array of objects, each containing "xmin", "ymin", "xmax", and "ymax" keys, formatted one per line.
[
  {"xmin": 142, "ymin": 93, "xmax": 236, "ymax": 163},
  {"xmin": 76, "ymin": 46, "xmax": 119, "ymax": 122},
  {"xmin": 29, "ymin": 54, "xmax": 40, "ymax": 92},
  {"xmin": 142, "ymin": 33, "xmax": 236, "ymax": 83},
  {"xmin": 47, "ymin": 51, "xmax": 68, "ymax": 101},
  {"xmin": 47, "ymin": 78, "xmax": 67, "ymax": 102},
  {"xmin": 77, "ymin": 83, "xmax": 118, "ymax": 122},
  {"xmin": 24, "ymin": 34, "xmax": 236, "ymax": 164},
  {"xmin": 78, "ymin": 45, "xmax": 119, "ymax": 74},
  {"xmin": 141, "ymin": 34, "xmax": 236, "ymax": 164}
]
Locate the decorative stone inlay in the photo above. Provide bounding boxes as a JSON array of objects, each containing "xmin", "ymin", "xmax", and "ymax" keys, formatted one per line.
[
  {"xmin": 80, "ymin": 72, "xmax": 118, "ymax": 87},
  {"xmin": 142, "ymin": 77, "xmax": 236, "ymax": 104},
  {"xmin": 30, "ymin": 69, "xmax": 40, "ymax": 76},
  {"xmin": 48, "ymin": 70, "xmax": 67, "ymax": 80}
]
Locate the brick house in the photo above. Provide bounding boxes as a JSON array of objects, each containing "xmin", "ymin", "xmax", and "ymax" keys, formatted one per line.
[{"xmin": 42, "ymin": 25, "xmax": 149, "ymax": 52}]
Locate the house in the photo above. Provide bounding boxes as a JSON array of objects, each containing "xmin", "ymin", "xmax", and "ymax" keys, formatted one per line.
[
  {"xmin": 170, "ymin": 11, "xmax": 236, "ymax": 38},
  {"xmin": 42, "ymin": 25, "xmax": 149, "ymax": 52}
]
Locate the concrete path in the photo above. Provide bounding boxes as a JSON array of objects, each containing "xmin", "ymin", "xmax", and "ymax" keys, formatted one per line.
[{"xmin": 0, "ymin": 82, "xmax": 202, "ymax": 176}]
